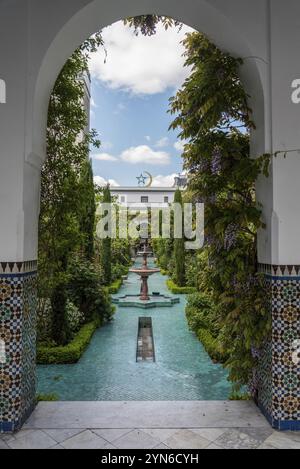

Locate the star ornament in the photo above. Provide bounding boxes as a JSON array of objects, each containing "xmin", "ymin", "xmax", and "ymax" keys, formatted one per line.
[{"xmin": 137, "ymin": 173, "xmax": 147, "ymax": 186}]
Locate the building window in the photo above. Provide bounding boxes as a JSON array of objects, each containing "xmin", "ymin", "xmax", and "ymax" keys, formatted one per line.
[
  {"xmin": 120, "ymin": 196, "xmax": 126, "ymax": 203},
  {"xmin": 141, "ymin": 196, "xmax": 149, "ymax": 203},
  {"xmin": 164, "ymin": 196, "xmax": 169, "ymax": 203}
]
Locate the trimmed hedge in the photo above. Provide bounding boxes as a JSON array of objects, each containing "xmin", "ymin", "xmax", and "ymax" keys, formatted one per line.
[
  {"xmin": 37, "ymin": 320, "xmax": 99, "ymax": 364},
  {"xmin": 166, "ymin": 279, "xmax": 196, "ymax": 295},
  {"xmin": 196, "ymin": 328, "xmax": 227, "ymax": 364},
  {"xmin": 229, "ymin": 391, "xmax": 251, "ymax": 401},
  {"xmin": 185, "ymin": 292, "xmax": 228, "ymax": 364},
  {"xmin": 36, "ymin": 394, "xmax": 59, "ymax": 402},
  {"xmin": 108, "ymin": 278, "xmax": 123, "ymax": 294},
  {"xmin": 160, "ymin": 269, "xmax": 169, "ymax": 276}
]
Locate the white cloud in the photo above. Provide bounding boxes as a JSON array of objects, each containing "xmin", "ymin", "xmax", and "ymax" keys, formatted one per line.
[
  {"xmin": 91, "ymin": 153, "xmax": 118, "ymax": 162},
  {"xmin": 151, "ymin": 173, "xmax": 177, "ymax": 187},
  {"xmin": 145, "ymin": 136, "xmax": 151, "ymax": 142},
  {"xmin": 91, "ymin": 97, "xmax": 98, "ymax": 108},
  {"xmin": 155, "ymin": 137, "xmax": 169, "ymax": 148},
  {"xmin": 174, "ymin": 141, "xmax": 186, "ymax": 152},
  {"xmin": 94, "ymin": 175, "xmax": 120, "ymax": 187},
  {"xmin": 89, "ymin": 21, "xmax": 193, "ymax": 95},
  {"xmin": 120, "ymin": 145, "xmax": 170, "ymax": 165},
  {"xmin": 101, "ymin": 141, "xmax": 114, "ymax": 151}
]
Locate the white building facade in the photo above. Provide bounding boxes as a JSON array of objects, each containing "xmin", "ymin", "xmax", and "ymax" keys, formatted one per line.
[{"xmin": 111, "ymin": 187, "xmax": 178, "ymax": 208}]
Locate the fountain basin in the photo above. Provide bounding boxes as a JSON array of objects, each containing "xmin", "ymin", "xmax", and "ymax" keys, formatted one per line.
[{"xmin": 112, "ymin": 294, "xmax": 180, "ymax": 309}]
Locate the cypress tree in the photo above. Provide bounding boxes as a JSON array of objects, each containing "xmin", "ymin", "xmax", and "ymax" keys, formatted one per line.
[
  {"xmin": 173, "ymin": 189, "xmax": 186, "ymax": 286},
  {"xmin": 80, "ymin": 159, "xmax": 96, "ymax": 261},
  {"xmin": 102, "ymin": 184, "xmax": 112, "ymax": 285},
  {"xmin": 51, "ymin": 281, "xmax": 70, "ymax": 346}
]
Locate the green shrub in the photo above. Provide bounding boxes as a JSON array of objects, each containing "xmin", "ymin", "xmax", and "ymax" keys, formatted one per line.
[
  {"xmin": 37, "ymin": 320, "xmax": 99, "ymax": 364},
  {"xmin": 185, "ymin": 292, "xmax": 228, "ymax": 364},
  {"xmin": 102, "ymin": 185, "xmax": 112, "ymax": 285},
  {"xmin": 160, "ymin": 269, "xmax": 169, "ymax": 276},
  {"xmin": 37, "ymin": 298, "xmax": 52, "ymax": 343},
  {"xmin": 68, "ymin": 257, "xmax": 115, "ymax": 323},
  {"xmin": 186, "ymin": 292, "xmax": 215, "ymax": 332},
  {"xmin": 66, "ymin": 300, "xmax": 85, "ymax": 336},
  {"xmin": 37, "ymin": 299, "xmax": 84, "ymax": 345},
  {"xmin": 51, "ymin": 281, "xmax": 71, "ymax": 346},
  {"xmin": 166, "ymin": 279, "xmax": 196, "ymax": 294},
  {"xmin": 229, "ymin": 391, "xmax": 251, "ymax": 401},
  {"xmin": 36, "ymin": 394, "xmax": 59, "ymax": 402},
  {"xmin": 196, "ymin": 328, "xmax": 228, "ymax": 364},
  {"xmin": 173, "ymin": 189, "xmax": 186, "ymax": 286},
  {"xmin": 111, "ymin": 263, "xmax": 129, "ymax": 282},
  {"xmin": 108, "ymin": 278, "xmax": 123, "ymax": 294}
]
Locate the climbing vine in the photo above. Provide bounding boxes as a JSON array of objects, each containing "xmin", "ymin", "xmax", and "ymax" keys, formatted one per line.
[{"xmin": 169, "ymin": 32, "xmax": 271, "ymax": 389}]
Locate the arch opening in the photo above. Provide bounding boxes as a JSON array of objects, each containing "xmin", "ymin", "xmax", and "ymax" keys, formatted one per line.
[{"xmin": 30, "ymin": 0, "xmax": 266, "ymax": 165}]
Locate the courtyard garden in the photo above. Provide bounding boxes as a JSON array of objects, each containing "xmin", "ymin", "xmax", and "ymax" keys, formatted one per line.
[{"xmin": 36, "ymin": 15, "xmax": 272, "ymax": 403}]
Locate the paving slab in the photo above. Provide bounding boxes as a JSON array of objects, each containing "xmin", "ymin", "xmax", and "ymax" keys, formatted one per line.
[
  {"xmin": 7, "ymin": 430, "xmax": 57, "ymax": 450},
  {"xmin": 206, "ymin": 443, "xmax": 224, "ymax": 449},
  {"xmin": 164, "ymin": 429, "xmax": 211, "ymax": 449},
  {"xmin": 257, "ymin": 443, "xmax": 277, "ymax": 449},
  {"xmin": 92, "ymin": 428, "xmax": 133, "ymax": 443},
  {"xmin": 214, "ymin": 429, "xmax": 263, "ymax": 450},
  {"xmin": 153, "ymin": 443, "xmax": 171, "ymax": 449},
  {"xmin": 24, "ymin": 401, "xmax": 270, "ymax": 430},
  {"xmin": 44, "ymin": 429, "xmax": 85, "ymax": 444},
  {"xmin": 3, "ymin": 400, "xmax": 299, "ymax": 449},
  {"xmin": 142, "ymin": 428, "xmax": 179, "ymax": 442},
  {"xmin": 0, "ymin": 439, "xmax": 9, "ymax": 449},
  {"xmin": 263, "ymin": 432, "xmax": 300, "ymax": 449},
  {"xmin": 190, "ymin": 427, "xmax": 228, "ymax": 442},
  {"xmin": 61, "ymin": 430, "xmax": 115, "ymax": 449},
  {"xmin": 113, "ymin": 430, "xmax": 159, "ymax": 449}
]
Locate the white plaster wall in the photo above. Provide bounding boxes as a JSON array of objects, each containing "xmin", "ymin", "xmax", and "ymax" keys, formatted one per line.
[
  {"xmin": 268, "ymin": 0, "xmax": 300, "ymax": 265},
  {"xmin": 0, "ymin": 1, "xmax": 41, "ymax": 261}
]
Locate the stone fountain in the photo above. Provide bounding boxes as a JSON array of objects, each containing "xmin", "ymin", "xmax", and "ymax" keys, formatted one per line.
[
  {"xmin": 112, "ymin": 241, "xmax": 180, "ymax": 309},
  {"xmin": 130, "ymin": 243, "xmax": 160, "ymax": 301}
]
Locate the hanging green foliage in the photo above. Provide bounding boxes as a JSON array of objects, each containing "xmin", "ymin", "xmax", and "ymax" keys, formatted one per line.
[
  {"xmin": 169, "ymin": 32, "xmax": 271, "ymax": 389},
  {"xmin": 124, "ymin": 15, "xmax": 181, "ymax": 36}
]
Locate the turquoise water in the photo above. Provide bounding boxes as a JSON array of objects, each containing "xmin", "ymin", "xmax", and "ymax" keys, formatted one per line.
[{"xmin": 37, "ymin": 259, "xmax": 231, "ymax": 400}]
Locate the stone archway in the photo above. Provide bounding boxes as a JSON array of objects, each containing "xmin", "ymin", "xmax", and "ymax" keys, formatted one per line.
[{"xmin": 0, "ymin": 0, "xmax": 300, "ymax": 433}]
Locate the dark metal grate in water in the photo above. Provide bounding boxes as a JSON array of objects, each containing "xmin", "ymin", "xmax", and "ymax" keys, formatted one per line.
[{"xmin": 136, "ymin": 317, "xmax": 155, "ymax": 362}]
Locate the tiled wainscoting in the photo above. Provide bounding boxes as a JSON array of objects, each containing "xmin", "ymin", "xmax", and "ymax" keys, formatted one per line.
[
  {"xmin": 0, "ymin": 261, "xmax": 37, "ymax": 432},
  {"xmin": 257, "ymin": 264, "xmax": 300, "ymax": 430}
]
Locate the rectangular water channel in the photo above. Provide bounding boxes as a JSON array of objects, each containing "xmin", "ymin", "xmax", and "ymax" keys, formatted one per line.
[{"xmin": 136, "ymin": 317, "xmax": 155, "ymax": 362}]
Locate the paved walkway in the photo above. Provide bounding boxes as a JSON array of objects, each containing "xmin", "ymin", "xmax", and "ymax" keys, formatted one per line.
[{"xmin": 1, "ymin": 401, "xmax": 300, "ymax": 449}]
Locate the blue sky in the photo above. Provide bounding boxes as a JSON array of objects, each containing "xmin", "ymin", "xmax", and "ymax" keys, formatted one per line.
[{"xmin": 89, "ymin": 21, "xmax": 193, "ymax": 187}]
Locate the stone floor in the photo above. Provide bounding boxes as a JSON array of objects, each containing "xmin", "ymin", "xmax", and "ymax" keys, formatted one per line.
[{"xmin": 1, "ymin": 401, "xmax": 300, "ymax": 449}]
